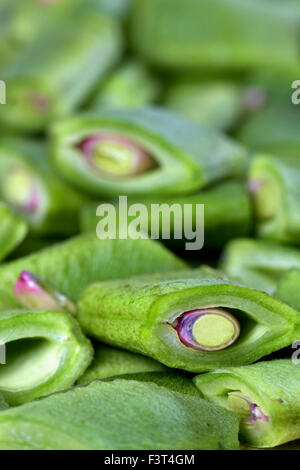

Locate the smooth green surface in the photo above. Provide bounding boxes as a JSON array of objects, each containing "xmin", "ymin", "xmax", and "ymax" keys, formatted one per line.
[
  {"xmin": 195, "ymin": 360, "xmax": 300, "ymax": 448},
  {"xmin": 130, "ymin": 0, "xmax": 300, "ymax": 73},
  {"xmin": 0, "ymin": 289, "xmax": 20, "ymax": 312},
  {"xmin": 0, "ymin": 379, "xmax": 240, "ymax": 449},
  {"xmin": 165, "ymin": 81, "xmax": 242, "ymax": 131},
  {"xmin": 236, "ymin": 72, "xmax": 300, "ymax": 156},
  {"xmin": 78, "ymin": 268, "xmax": 300, "ymax": 371},
  {"xmin": 0, "ymin": 309, "xmax": 92, "ymax": 406},
  {"xmin": 51, "ymin": 107, "xmax": 246, "ymax": 197},
  {"xmin": 220, "ymin": 238, "xmax": 300, "ymax": 294},
  {"xmin": 106, "ymin": 371, "xmax": 201, "ymax": 398},
  {"xmin": 275, "ymin": 269, "xmax": 300, "ymax": 311},
  {"xmin": 78, "ymin": 344, "xmax": 166, "ymax": 384},
  {"xmin": 238, "ymin": 103, "xmax": 300, "ymax": 157},
  {"xmin": 92, "ymin": 60, "xmax": 159, "ymax": 109},
  {"xmin": 0, "ymin": 203, "xmax": 27, "ymax": 262}
]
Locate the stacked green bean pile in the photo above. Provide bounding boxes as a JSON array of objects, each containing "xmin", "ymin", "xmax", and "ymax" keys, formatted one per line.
[{"xmin": 1, "ymin": 0, "xmax": 300, "ymax": 450}]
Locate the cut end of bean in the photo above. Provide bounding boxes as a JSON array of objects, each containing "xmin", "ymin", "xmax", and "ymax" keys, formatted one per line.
[
  {"xmin": 228, "ymin": 392, "xmax": 269, "ymax": 425},
  {"xmin": 79, "ymin": 134, "xmax": 156, "ymax": 178},
  {"xmin": 227, "ymin": 392, "xmax": 251, "ymax": 418},
  {"xmin": 175, "ymin": 308, "xmax": 240, "ymax": 351},
  {"xmin": 14, "ymin": 270, "xmax": 76, "ymax": 315},
  {"xmin": 2, "ymin": 168, "xmax": 40, "ymax": 214}
]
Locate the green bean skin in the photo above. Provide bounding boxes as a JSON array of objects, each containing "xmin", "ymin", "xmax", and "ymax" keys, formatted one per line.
[
  {"xmin": 78, "ymin": 269, "xmax": 300, "ymax": 371},
  {"xmin": 0, "ymin": 378, "xmax": 240, "ymax": 449},
  {"xmin": 0, "ymin": 203, "xmax": 27, "ymax": 262},
  {"xmin": 0, "ymin": 233, "xmax": 187, "ymax": 304},
  {"xmin": 51, "ymin": 107, "xmax": 246, "ymax": 197},
  {"xmin": 130, "ymin": 0, "xmax": 300, "ymax": 74},
  {"xmin": 77, "ymin": 344, "xmax": 166, "ymax": 384},
  {"xmin": 220, "ymin": 238, "xmax": 300, "ymax": 294},
  {"xmin": 195, "ymin": 360, "xmax": 300, "ymax": 448}
]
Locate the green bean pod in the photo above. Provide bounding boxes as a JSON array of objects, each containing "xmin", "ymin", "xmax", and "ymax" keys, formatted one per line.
[
  {"xmin": 78, "ymin": 344, "xmax": 166, "ymax": 384},
  {"xmin": 106, "ymin": 371, "xmax": 201, "ymax": 397},
  {"xmin": 0, "ymin": 4, "xmax": 122, "ymax": 131},
  {"xmin": 0, "ymin": 139, "xmax": 87, "ymax": 235},
  {"xmin": 0, "ymin": 203, "xmax": 27, "ymax": 262},
  {"xmin": 0, "ymin": 309, "xmax": 93, "ymax": 406},
  {"xmin": 51, "ymin": 107, "xmax": 246, "ymax": 197},
  {"xmin": 220, "ymin": 238, "xmax": 300, "ymax": 294},
  {"xmin": 130, "ymin": 0, "xmax": 300, "ymax": 74},
  {"xmin": 165, "ymin": 81, "xmax": 243, "ymax": 131},
  {"xmin": 195, "ymin": 360, "xmax": 300, "ymax": 448},
  {"xmin": 275, "ymin": 269, "xmax": 300, "ymax": 311},
  {"xmin": 0, "ymin": 233, "xmax": 186, "ymax": 305},
  {"xmin": 0, "ymin": 377, "xmax": 240, "ymax": 449},
  {"xmin": 238, "ymin": 103, "xmax": 300, "ymax": 157},
  {"xmin": 249, "ymin": 154, "xmax": 300, "ymax": 244},
  {"xmin": 0, "ymin": 0, "xmax": 72, "ymax": 49},
  {"xmin": 91, "ymin": 60, "xmax": 159, "ymax": 109},
  {"xmin": 77, "ymin": 268, "xmax": 300, "ymax": 372}
]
